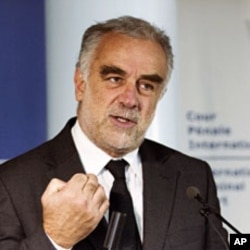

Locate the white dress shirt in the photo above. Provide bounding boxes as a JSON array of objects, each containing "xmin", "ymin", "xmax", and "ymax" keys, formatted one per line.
[{"xmin": 49, "ymin": 120, "xmax": 143, "ymax": 250}]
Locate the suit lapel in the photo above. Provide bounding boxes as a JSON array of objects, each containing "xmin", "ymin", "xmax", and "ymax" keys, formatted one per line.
[
  {"xmin": 44, "ymin": 118, "xmax": 84, "ymax": 182},
  {"xmin": 139, "ymin": 140, "xmax": 180, "ymax": 250}
]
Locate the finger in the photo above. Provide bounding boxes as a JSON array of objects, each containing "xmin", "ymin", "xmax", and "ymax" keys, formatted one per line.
[
  {"xmin": 92, "ymin": 185, "xmax": 108, "ymax": 209},
  {"xmin": 86, "ymin": 173, "xmax": 98, "ymax": 182},
  {"xmin": 44, "ymin": 178, "xmax": 66, "ymax": 196},
  {"xmin": 67, "ymin": 173, "xmax": 88, "ymax": 193},
  {"xmin": 81, "ymin": 174, "xmax": 99, "ymax": 197},
  {"xmin": 99, "ymin": 199, "xmax": 110, "ymax": 216},
  {"xmin": 41, "ymin": 178, "xmax": 66, "ymax": 205},
  {"xmin": 81, "ymin": 175, "xmax": 89, "ymax": 191}
]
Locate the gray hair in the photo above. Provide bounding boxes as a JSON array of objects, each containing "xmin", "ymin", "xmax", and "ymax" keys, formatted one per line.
[{"xmin": 76, "ymin": 16, "xmax": 174, "ymax": 85}]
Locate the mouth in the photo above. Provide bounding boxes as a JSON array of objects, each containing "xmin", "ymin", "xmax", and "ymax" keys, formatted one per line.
[{"xmin": 110, "ymin": 115, "xmax": 137, "ymax": 128}]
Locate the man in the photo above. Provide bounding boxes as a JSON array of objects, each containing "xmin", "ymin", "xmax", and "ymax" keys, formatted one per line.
[{"xmin": 0, "ymin": 16, "xmax": 228, "ymax": 249}]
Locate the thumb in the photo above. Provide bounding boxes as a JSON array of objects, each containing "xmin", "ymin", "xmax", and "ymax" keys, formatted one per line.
[{"xmin": 42, "ymin": 178, "xmax": 66, "ymax": 198}]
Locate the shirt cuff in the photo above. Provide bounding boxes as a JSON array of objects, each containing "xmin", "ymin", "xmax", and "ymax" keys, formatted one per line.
[{"xmin": 46, "ymin": 234, "xmax": 72, "ymax": 250}]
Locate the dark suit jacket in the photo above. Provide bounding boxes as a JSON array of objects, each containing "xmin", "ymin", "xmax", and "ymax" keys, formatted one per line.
[{"xmin": 0, "ymin": 118, "xmax": 228, "ymax": 250}]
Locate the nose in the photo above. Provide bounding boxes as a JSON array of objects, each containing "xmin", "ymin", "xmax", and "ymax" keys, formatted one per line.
[{"xmin": 118, "ymin": 82, "xmax": 139, "ymax": 109}]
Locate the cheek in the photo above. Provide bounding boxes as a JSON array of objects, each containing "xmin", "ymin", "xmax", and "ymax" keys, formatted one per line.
[
  {"xmin": 85, "ymin": 88, "xmax": 111, "ymax": 116},
  {"xmin": 141, "ymin": 99, "xmax": 158, "ymax": 120}
]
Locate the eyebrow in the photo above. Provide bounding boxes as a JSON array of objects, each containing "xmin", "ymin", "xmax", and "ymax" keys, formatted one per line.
[
  {"xmin": 140, "ymin": 74, "xmax": 164, "ymax": 84},
  {"xmin": 100, "ymin": 65, "xmax": 126, "ymax": 77},
  {"xmin": 100, "ymin": 64, "xmax": 164, "ymax": 84}
]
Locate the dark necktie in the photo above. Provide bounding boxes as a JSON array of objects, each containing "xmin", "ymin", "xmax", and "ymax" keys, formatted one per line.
[{"xmin": 105, "ymin": 159, "xmax": 142, "ymax": 250}]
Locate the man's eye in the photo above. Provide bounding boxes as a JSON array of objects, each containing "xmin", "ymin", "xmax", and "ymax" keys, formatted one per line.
[
  {"xmin": 142, "ymin": 83, "xmax": 154, "ymax": 90},
  {"xmin": 138, "ymin": 82, "xmax": 155, "ymax": 95},
  {"xmin": 109, "ymin": 77, "xmax": 122, "ymax": 83}
]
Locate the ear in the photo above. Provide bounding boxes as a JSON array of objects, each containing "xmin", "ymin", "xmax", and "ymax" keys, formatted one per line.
[{"xmin": 74, "ymin": 67, "xmax": 85, "ymax": 101}]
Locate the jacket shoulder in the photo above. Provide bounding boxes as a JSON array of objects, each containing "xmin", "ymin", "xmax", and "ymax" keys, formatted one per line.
[{"xmin": 0, "ymin": 118, "xmax": 77, "ymax": 177}]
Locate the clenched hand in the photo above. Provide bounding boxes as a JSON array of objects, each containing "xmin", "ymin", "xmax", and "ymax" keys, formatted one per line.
[{"xmin": 41, "ymin": 173, "xmax": 109, "ymax": 248}]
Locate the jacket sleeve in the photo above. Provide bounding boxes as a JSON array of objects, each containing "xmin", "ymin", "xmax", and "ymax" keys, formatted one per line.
[{"xmin": 0, "ymin": 178, "xmax": 55, "ymax": 250}]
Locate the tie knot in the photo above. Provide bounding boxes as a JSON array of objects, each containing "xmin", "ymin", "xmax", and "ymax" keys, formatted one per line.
[{"xmin": 105, "ymin": 159, "xmax": 128, "ymax": 179}]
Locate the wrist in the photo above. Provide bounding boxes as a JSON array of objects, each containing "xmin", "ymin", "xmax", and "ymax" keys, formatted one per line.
[{"xmin": 46, "ymin": 233, "xmax": 73, "ymax": 250}]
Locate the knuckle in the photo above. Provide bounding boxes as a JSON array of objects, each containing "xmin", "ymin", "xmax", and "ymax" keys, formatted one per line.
[
  {"xmin": 47, "ymin": 178, "xmax": 59, "ymax": 188},
  {"xmin": 86, "ymin": 182, "xmax": 98, "ymax": 192},
  {"xmin": 72, "ymin": 173, "xmax": 87, "ymax": 182},
  {"xmin": 95, "ymin": 184, "xmax": 103, "ymax": 193},
  {"xmin": 103, "ymin": 199, "xmax": 110, "ymax": 209},
  {"xmin": 86, "ymin": 173, "xmax": 98, "ymax": 182},
  {"xmin": 71, "ymin": 196, "xmax": 88, "ymax": 211}
]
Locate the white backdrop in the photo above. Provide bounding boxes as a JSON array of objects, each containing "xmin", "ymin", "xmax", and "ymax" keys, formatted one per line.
[{"xmin": 176, "ymin": 0, "xmax": 250, "ymax": 233}]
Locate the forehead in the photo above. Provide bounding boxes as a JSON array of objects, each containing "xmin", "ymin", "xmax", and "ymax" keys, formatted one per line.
[{"xmin": 92, "ymin": 33, "xmax": 167, "ymax": 78}]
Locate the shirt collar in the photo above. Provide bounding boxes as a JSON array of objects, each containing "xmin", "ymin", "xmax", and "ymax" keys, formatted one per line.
[{"xmin": 71, "ymin": 120, "xmax": 140, "ymax": 175}]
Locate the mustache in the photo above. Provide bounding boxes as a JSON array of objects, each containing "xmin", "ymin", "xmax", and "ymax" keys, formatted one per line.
[{"xmin": 109, "ymin": 106, "xmax": 140, "ymax": 123}]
